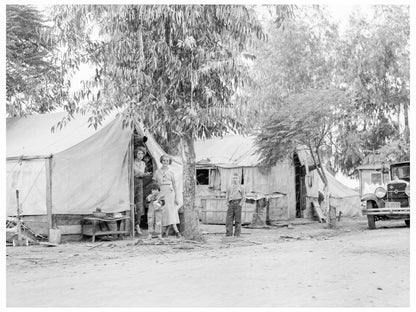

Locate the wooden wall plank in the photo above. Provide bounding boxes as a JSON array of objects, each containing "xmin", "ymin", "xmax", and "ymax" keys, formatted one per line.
[
  {"xmin": 58, "ymin": 225, "xmax": 82, "ymax": 235},
  {"xmin": 45, "ymin": 157, "xmax": 53, "ymax": 231}
]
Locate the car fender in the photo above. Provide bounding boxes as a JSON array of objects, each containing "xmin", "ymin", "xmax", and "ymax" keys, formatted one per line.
[{"xmin": 361, "ymin": 193, "xmax": 385, "ymax": 208}]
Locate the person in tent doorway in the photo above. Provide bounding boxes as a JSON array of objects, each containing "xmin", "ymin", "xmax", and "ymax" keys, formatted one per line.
[
  {"xmin": 134, "ymin": 147, "xmax": 151, "ymax": 235},
  {"xmin": 225, "ymin": 172, "xmax": 246, "ymax": 237},
  {"xmin": 146, "ymin": 183, "xmax": 164, "ymax": 239},
  {"xmin": 153, "ymin": 154, "xmax": 182, "ymax": 238}
]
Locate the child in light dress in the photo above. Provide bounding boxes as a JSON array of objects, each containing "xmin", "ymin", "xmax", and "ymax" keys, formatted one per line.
[{"xmin": 146, "ymin": 184, "xmax": 164, "ymax": 239}]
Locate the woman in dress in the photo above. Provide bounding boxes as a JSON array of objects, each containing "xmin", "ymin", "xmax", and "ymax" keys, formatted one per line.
[{"xmin": 153, "ymin": 154, "xmax": 181, "ymax": 238}]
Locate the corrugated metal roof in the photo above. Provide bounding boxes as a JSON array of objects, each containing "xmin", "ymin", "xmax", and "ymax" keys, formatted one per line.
[
  {"xmin": 295, "ymin": 148, "xmax": 315, "ymax": 169},
  {"xmin": 195, "ymin": 135, "xmax": 261, "ymax": 167},
  {"xmin": 356, "ymin": 164, "xmax": 386, "ymax": 170}
]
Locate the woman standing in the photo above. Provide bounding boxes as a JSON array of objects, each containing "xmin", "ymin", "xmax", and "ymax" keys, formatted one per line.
[
  {"xmin": 153, "ymin": 154, "xmax": 181, "ymax": 238},
  {"xmin": 134, "ymin": 147, "xmax": 151, "ymax": 235}
]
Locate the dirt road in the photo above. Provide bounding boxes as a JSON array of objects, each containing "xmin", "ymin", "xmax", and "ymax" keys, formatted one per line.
[{"xmin": 6, "ymin": 217, "xmax": 410, "ymax": 307}]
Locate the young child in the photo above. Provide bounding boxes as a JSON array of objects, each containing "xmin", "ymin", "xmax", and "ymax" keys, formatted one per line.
[
  {"xmin": 146, "ymin": 184, "xmax": 164, "ymax": 239},
  {"xmin": 225, "ymin": 172, "xmax": 245, "ymax": 237}
]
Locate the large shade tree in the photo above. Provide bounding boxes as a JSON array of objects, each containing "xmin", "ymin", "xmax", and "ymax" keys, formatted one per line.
[
  {"xmin": 256, "ymin": 88, "xmax": 349, "ymax": 228},
  {"xmin": 49, "ymin": 5, "xmax": 296, "ymax": 240}
]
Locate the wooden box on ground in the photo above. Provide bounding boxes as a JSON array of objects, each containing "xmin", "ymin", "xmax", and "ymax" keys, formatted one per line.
[
  {"xmin": 304, "ymin": 196, "xmax": 317, "ymax": 220},
  {"xmin": 267, "ymin": 194, "xmax": 289, "ymax": 222},
  {"xmin": 200, "ymin": 197, "xmax": 255, "ymax": 225},
  {"xmin": 247, "ymin": 195, "xmax": 268, "ymax": 225}
]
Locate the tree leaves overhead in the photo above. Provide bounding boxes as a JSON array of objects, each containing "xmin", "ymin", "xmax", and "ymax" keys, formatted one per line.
[
  {"xmin": 6, "ymin": 5, "xmax": 68, "ymax": 117},
  {"xmin": 334, "ymin": 5, "xmax": 409, "ymax": 174},
  {"xmin": 272, "ymin": 4, "xmax": 297, "ymax": 28},
  {"xmin": 51, "ymin": 5, "xmax": 266, "ymax": 147},
  {"xmin": 251, "ymin": 5, "xmax": 409, "ymax": 176},
  {"xmin": 256, "ymin": 88, "xmax": 348, "ymax": 168},
  {"xmin": 247, "ymin": 5, "xmax": 340, "ymax": 125}
]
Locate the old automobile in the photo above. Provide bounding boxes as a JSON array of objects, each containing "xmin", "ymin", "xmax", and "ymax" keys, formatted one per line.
[{"xmin": 358, "ymin": 161, "xmax": 410, "ymax": 229}]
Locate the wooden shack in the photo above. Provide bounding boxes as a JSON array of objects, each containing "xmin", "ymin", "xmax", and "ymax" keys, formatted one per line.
[
  {"xmin": 194, "ymin": 135, "xmax": 296, "ymax": 224},
  {"xmin": 194, "ymin": 135, "xmax": 362, "ymax": 224}
]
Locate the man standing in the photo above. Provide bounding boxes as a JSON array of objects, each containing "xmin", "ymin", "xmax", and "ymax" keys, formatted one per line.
[{"xmin": 225, "ymin": 172, "xmax": 245, "ymax": 237}]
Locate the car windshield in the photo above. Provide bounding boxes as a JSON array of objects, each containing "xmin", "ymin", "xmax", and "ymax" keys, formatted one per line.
[{"xmin": 390, "ymin": 164, "xmax": 410, "ymax": 181}]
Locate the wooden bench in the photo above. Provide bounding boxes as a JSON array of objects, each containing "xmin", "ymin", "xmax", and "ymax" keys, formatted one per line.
[{"xmin": 81, "ymin": 216, "xmax": 130, "ymax": 242}]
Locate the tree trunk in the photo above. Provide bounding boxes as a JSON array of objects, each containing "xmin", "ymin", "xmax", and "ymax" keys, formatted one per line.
[
  {"xmin": 181, "ymin": 133, "xmax": 203, "ymax": 241},
  {"xmin": 315, "ymin": 150, "xmax": 336, "ymax": 229},
  {"xmin": 324, "ymin": 184, "xmax": 337, "ymax": 229},
  {"xmin": 403, "ymin": 102, "xmax": 409, "ymax": 144}
]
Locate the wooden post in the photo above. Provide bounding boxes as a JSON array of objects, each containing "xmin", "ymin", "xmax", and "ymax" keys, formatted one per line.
[
  {"xmin": 327, "ymin": 194, "xmax": 337, "ymax": 229},
  {"xmin": 45, "ymin": 155, "xmax": 53, "ymax": 231},
  {"xmin": 7, "ymin": 155, "xmax": 54, "ymax": 161},
  {"xmin": 16, "ymin": 190, "xmax": 22, "ymax": 240},
  {"xmin": 129, "ymin": 139, "xmax": 135, "ymax": 236}
]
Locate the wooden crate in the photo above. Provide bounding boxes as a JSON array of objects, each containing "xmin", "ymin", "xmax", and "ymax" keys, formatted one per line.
[
  {"xmin": 267, "ymin": 195, "xmax": 289, "ymax": 222},
  {"xmin": 201, "ymin": 198, "xmax": 255, "ymax": 225}
]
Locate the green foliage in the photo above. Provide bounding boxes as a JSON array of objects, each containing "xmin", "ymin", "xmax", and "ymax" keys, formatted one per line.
[
  {"xmin": 264, "ymin": 4, "xmax": 297, "ymax": 28},
  {"xmin": 252, "ymin": 5, "xmax": 409, "ymax": 176},
  {"xmin": 361, "ymin": 139, "xmax": 409, "ymax": 165},
  {"xmin": 51, "ymin": 5, "xmax": 265, "ymax": 141},
  {"xmin": 256, "ymin": 88, "xmax": 348, "ymax": 170},
  {"xmin": 6, "ymin": 5, "xmax": 67, "ymax": 117},
  {"xmin": 248, "ymin": 5, "xmax": 340, "ymax": 125},
  {"xmin": 334, "ymin": 5, "xmax": 410, "ymax": 174}
]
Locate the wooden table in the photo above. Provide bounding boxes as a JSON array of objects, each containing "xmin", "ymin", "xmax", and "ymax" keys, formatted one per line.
[{"xmin": 81, "ymin": 216, "xmax": 130, "ymax": 242}]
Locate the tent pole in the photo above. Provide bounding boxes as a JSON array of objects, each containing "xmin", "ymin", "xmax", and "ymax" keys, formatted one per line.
[
  {"xmin": 7, "ymin": 155, "xmax": 53, "ymax": 161},
  {"xmin": 129, "ymin": 139, "xmax": 135, "ymax": 237},
  {"xmin": 45, "ymin": 155, "xmax": 53, "ymax": 232}
]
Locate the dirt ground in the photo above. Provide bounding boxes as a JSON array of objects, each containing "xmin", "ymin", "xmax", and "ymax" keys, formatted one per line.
[{"xmin": 6, "ymin": 216, "xmax": 410, "ymax": 307}]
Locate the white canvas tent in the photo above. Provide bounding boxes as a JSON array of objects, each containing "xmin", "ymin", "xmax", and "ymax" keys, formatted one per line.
[
  {"xmin": 6, "ymin": 111, "xmax": 183, "ymax": 236},
  {"xmin": 295, "ymin": 149, "xmax": 361, "ymax": 217}
]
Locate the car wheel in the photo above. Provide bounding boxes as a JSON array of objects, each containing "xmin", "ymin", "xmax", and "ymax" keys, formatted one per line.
[
  {"xmin": 367, "ymin": 215, "xmax": 376, "ymax": 229},
  {"xmin": 405, "ymin": 219, "xmax": 410, "ymax": 227},
  {"xmin": 366, "ymin": 201, "xmax": 376, "ymax": 229}
]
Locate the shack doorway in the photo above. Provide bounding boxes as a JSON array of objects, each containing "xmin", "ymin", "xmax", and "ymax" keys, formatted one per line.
[
  {"xmin": 294, "ymin": 152, "xmax": 306, "ymax": 218},
  {"xmin": 132, "ymin": 130, "xmax": 155, "ymax": 230}
]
